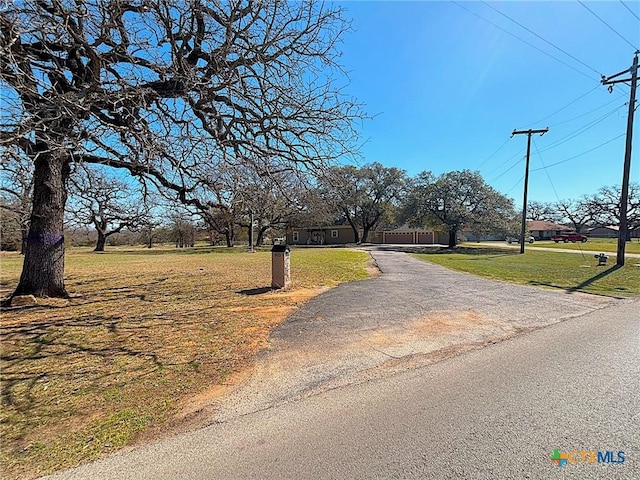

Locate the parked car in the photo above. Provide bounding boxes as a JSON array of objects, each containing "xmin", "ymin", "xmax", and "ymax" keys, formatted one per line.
[
  {"xmin": 506, "ymin": 235, "xmax": 535, "ymax": 244},
  {"xmin": 550, "ymin": 233, "xmax": 588, "ymax": 243}
]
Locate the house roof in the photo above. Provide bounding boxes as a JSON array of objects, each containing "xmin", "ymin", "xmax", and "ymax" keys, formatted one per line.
[
  {"xmin": 527, "ymin": 220, "xmax": 572, "ymax": 232},
  {"xmin": 588, "ymin": 225, "xmax": 619, "ymax": 232}
]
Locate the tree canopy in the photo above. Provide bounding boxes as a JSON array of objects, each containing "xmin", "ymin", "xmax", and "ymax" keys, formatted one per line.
[
  {"xmin": 402, "ymin": 170, "xmax": 515, "ymax": 247},
  {"xmin": 321, "ymin": 162, "xmax": 407, "ymax": 243},
  {"xmin": 0, "ymin": 0, "xmax": 364, "ymax": 297}
]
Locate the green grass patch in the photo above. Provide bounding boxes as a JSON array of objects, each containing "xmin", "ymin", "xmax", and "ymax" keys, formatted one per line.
[
  {"xmin": 530, "ymin": 237, "xmax": 640, "ymax": 254},
  {"xmin": 412, "ymin": 247, "xmax": 640, "ymax": 297},
  {"xmin": 0, "ymin": 246, "xmax": 370, "ymax": 479}
]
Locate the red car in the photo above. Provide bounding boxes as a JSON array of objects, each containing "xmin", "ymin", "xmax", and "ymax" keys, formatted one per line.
[{"xmin": 550, "ymin": 233, "xmax": 588, "ymax": 243}]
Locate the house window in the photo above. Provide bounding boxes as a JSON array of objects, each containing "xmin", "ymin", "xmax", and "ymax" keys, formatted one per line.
[
  {"xmin": 293, "ymin": 231, "xmax": 299, "ymax": 242},
  {"xmin": 331, "ymin": 230, "xmax": 339, "ymax": 238}
]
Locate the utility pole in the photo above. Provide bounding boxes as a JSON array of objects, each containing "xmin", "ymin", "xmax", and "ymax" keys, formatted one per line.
[
  {"xmin": 601, "ymin": 51, "xmax": 638, "ymax": 267},
  {"xmin": 249, "ymin": 209, "xmax": 254, "ymax": 253},
  {"xmin": 511, "ymin": 128, "xmax": 549, "ymax": 254}
]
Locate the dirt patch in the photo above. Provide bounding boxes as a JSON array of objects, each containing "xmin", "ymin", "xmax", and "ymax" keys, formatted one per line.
[
  {"xmin": 409, "ymin": 311, "xmax": 500, "ymax": 336},
  {"xmin": 0, "ymin": 248, "xmax": 370, "ymax": 480},
  {"xmin": 365, "ymin": 255, "xmax": 382, "ymax": 278},
  {"xmin": 362, "ymin": 311, "xmax": 503, "ymax": 349}
]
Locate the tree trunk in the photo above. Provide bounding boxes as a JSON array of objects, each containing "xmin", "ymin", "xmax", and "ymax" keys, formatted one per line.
[
  {"xmin": 225, "ymin": 230, "xmax": 233, "ymax": 247},
  {"xmin": 94, "ymin": 231, "xmax": 106, "ymax": 252},
  {"xmin": 13, "ymin": 155, "xmax": 70, "ymax": 298},
  {"xmin": 361, "ymin": 212, "xmax": 380, "ymax": 244},
  {"xmin": 345, "ymin": 217, "xmax": 360, "ymax": 243},
  {"xmin": 448, "ymin": 227, "xmax": 457, "ymax": 248},
  {"xmin": 20, "ymin": 229, "xmax": 27, "ymax": 255},
  {"xmin": 256, "ymin": 226, "xmax": 269, "ymax": 246}
]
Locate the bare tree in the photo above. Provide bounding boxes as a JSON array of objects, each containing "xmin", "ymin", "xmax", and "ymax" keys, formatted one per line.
[
  {"xmin": 586, "ymin": 183, "xmax": 640, "ymax": 240},
  {"xmin": 554, "ymin": 198, "xmax": 597, "ymax": 234},
  {"xmin": 67, "ymin": 166, "xmax": 148, "ymax": 251},
  {"xmin": 0, "ymin": 152, "xmax": 33, "ymax": 253},
  {"xmin": 526, "ymin": 201, "xmax": 558, "ymax": 222},
  {"xmin": 169, "ymin": 211, "xmax": 197, "ymax": 248},
  {"xmin": 237, "ymin": 170, "xmax": 309, "ymax": 246},
  {"xmin": 1, "ymin": 0, "xmax": 364, "ymax": 298}
]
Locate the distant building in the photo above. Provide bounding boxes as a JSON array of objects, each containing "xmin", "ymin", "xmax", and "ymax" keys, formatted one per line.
[
  {"xmin": 285, "ymin": 224, "xmax": 450, "ymax": 245},
  {"xmin": 588, "ymin": 225, "xmax": 640, "ymax": 239},
  {"xmin": 374, "ymin": 226, "xmax": 449, "ymax": 245},
  {"xmin": 587, "ymin": 225, "xmax": 618, "ymax": 238},
  {"xmin": 286, "ymin": 225, "xmax": 356, "ymax": 245},
  {"xmin": 527, "ymin": 220, "xmax": 572, "ymax": 240}
]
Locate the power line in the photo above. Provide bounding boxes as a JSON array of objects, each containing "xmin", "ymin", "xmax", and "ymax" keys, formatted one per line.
[
  {"xmin": 620, "ymin": 0, "xmax": 640, "ymax": 23},
  {"xmin": 482, "ymin": 97, "xmax": 624, "ymax": 175},
  {"xmin": 530, "ymin": 133, "xmax": 626, "ymax": 171},
  {"xmin": 485, "ymin": 148, "xmax": 524, "ymax": 178},
  {"xmin": 505, "ymin": 175, "xmax": 524, "ymax": 196},
  {"xmin": 532, "ymin": 138, "xmax": 561, "ymax": 203},
  {"xmin": 488, "ymin": 153, "xmax": 525, "ymax": 183},
  {"xmin": 475, "ymin": 137, "xmax": 511, "ymax": 170},
  {"xmin": 528, "ymin": 85, "xmax": 600, "ymax": 126},
  {"xmin": 481, "ymin": 1, "xmax": 603, "ymax": 78},
  {"xmin": 548, "ymin": 95, "xmax": 627, "ymax": 127},
  {"xmin": 451, "ymin": 1, "xmax": 597, "ymax": 82},
  {"xmin": 537, "ymin": 103, "xmax": 626, "ymax": 153},
  {"xmin": 578, "ymin": 1, "xmax": 639, "ymax": 51}
]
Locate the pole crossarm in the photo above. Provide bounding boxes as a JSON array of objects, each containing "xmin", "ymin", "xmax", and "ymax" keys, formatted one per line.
[
  {"xmin": 601, "ymin": 51, "xmax": 639, "ymax": 85},
  {"xmin": 511, "ymin": 128, "xmax": 549, "ymax": 137}
]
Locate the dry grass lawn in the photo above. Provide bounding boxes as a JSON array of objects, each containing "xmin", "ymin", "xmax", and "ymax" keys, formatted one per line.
[{"xmin": 0, "ymin": 245, "xmax": 371, "ymax": 480}]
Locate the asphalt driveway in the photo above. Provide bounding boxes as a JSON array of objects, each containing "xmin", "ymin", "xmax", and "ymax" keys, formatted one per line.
[{"xmin": 211, "ymin": 246, "xmax": 619, "ymax": 422}]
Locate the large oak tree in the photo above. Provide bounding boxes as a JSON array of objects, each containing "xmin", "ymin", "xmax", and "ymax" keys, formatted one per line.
[
  {"xmin": 321, "ymin": 162, "xmax": 407, "ymax": 243},
  {"xmin": 403, "ymin": 170, "xmax": 514, "ymax": 247},
  {"xmin": 1, "ymin": 0, "xmax": 363, "ymax": 298}
]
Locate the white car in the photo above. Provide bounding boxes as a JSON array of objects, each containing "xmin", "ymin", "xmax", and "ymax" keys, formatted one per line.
[{"xmin": 506, "ymin": 236, "xmax": 535, "ymax": 244}]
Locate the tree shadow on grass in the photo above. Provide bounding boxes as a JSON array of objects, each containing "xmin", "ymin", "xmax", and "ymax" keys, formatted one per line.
[{"xmin": 529, "ymin": 265, "xmax": 622, "ymax": 295}]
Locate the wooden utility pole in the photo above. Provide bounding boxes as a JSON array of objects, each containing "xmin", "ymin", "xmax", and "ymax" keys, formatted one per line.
[
  {"xmin": 601, "ymin": 51, "xmax": 638, "ymax": 267},
  {"xmin": 249, "ymin": 209, "xmax": 254, "ymax": 253},
  {"xmin": 511, "ymin": 128, "xmax": 549, "ymax": 254}
]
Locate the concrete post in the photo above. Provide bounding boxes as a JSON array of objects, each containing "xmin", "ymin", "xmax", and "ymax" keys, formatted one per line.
[{"xmin": 271, "ymin": 245, "xmax": 291, "ymax": 289}]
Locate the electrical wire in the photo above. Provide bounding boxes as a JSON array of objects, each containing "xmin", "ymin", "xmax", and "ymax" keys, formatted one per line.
[
  {"xmin": 451, "ymin": 1, "xmax": 598, "ymax": 82},
  {"xmin": 484, "ymin": 148, "xmax": 525, "ymax": 177},
  {"xmin": 505, "ymin": 175, "xmax": 524, "ymax": 196},
  {"xmin": 481, "ymin": 97, "xmax": 624, "ymax": 178},
  {"xmin": 578, "ymin": 1, "xmax": 639, "ymax": 51},
  {"xmin": 480, "ymin": 1, "xmax": 603, "ymax": 78},
  {"xmin": 489, "ymin": 154, "xmax": 525, "ymax": 183},
  {"xmin": 548, "ymin": 94, "xmax": 627, "ymax": 127},
  {"xmin": 475, "ymin": 137, "xmax": 511, "ymax": 170},
  {"xmin": 537, "ymin": 103, "xmax": 626, "ymax": 153},
  {"xmin": 530, "ymin": 133, "xmax": 626, "ymax": 171},
  {"xmin": 532, "ymin": 138, "xmax": 561, "ymax": 202},
  {"xmin": 620, "ymin": 0, "xmax": 640, "ymax": 23},
  {"xmin": 527, "ymin": 85, "xmax": 600, "ymax": 126}
]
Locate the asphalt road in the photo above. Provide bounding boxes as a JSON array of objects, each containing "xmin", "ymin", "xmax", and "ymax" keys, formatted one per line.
[
  {"xmin": 46, "ymin": 295, "xmax": 639, "ymax": 479},
  {"xmin": 44, "ymin": 248, "xmax": 638, "ymax": 479}
]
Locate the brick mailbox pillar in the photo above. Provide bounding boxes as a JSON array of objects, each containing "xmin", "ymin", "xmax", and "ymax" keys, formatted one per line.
[{"xmin": 271, "ymin": 244, "xmax": 291, "ymax": 289}]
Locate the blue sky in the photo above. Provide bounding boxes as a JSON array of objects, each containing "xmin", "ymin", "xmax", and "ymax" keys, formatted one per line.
[{"xmin": 337, "ymin": 0, "xmax": 640, "ymax": 206}]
